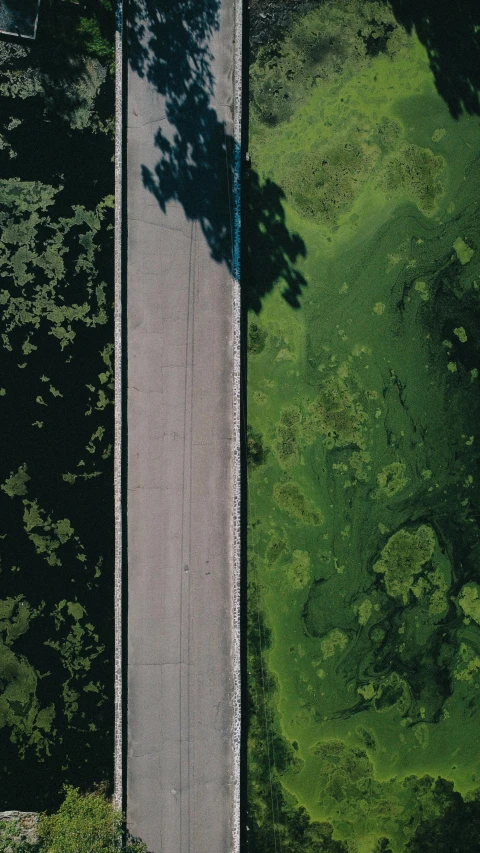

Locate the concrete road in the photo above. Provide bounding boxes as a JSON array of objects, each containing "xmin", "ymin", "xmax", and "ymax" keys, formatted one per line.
[{"xmin": 125, "ymin": 3, "xmax": 238, "ymax": 852}]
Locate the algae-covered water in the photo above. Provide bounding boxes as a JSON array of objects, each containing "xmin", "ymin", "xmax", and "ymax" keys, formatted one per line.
[{"xmin": 247, "ymin": 2, "xmax": 480, "ymax": 850}]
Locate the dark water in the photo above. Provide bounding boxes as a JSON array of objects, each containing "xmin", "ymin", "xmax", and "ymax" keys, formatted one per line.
[{"xmin": 0, "ymin": 6, "xmax": 114, "ymax": 809}]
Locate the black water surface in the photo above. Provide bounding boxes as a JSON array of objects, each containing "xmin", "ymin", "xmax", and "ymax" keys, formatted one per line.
[{"xmin": 0, "ymin": 4, "xmax": 115, "ymax": 808}]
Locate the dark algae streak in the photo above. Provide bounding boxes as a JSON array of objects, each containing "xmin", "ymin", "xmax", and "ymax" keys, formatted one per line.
[
  {"xmin": 0, "ymin": 0, "xmax": 114, "ymax": 809},
  {"xmin": 246, "ymin": 1, "xmax": 480, "ymax": 851}
]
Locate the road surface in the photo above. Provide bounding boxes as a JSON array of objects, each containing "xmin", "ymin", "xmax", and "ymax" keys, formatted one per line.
[{"xmin": 125, "ymin": 2, "xmax": 239, "ymax": 851}]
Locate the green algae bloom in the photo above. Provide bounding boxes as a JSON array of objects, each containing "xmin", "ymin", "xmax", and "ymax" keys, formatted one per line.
[
  {"xmin": 247, "ymin": 1, "xmax": 480, "ymax": 849},
  {"xmin": 286, "ymin": 549, "xmax": 311, "ymax": 588},
  {"xmin": 374, "ymin": 461, "xmax": 408, "ymax": 499},
  {"xmin": 458, "ymin": 584, "xmax": 480, "ymax": 625},
  {"xmin": 274, "ymin": 481, "xmax": 322, "ymax": 525},
  {"xmin": 453, "ymin": 237, "xmax": 474, "ymax": 265},
  {"xmin": 373, "ymin": 526, "xmax": 435, "ymax": 603}
]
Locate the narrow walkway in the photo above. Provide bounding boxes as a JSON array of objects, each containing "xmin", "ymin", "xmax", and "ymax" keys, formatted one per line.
[{"xmin": 125, "ymin": 1, "xmax": 239, "ymax": 851}]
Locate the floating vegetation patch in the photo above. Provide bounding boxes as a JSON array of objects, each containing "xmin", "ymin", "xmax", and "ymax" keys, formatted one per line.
[
  {"xmin": 275, "ymin": 406, "xmax": 303, "ymax": 463},
  {"xmin": 306, "ymin": 375, "xmax": 368, "ymax": 450},
  {"xmin": 373, "ymin": 525, "xmax": 435, "ymax": 603},
  {"xmin": 274, "ymin": 481, "xmax": 323, "ymax": 525},
  {"xmin": 0, "ymin": 597, "xmax": 55, "ymax": 758},
  {"xmin": 0, "ymin": 179, "xmax": 111, "ymax": 350}
]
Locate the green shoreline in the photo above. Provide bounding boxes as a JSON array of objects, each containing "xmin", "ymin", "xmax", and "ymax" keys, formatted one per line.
[{"xmin": 247, "ymin": 2, "xmax": 480, "ymax": 851}]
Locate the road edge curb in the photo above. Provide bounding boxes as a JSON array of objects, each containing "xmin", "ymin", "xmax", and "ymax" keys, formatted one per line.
[{"xmin": 232, "ymin": 0, "xmax": 242, "ymax": 848}]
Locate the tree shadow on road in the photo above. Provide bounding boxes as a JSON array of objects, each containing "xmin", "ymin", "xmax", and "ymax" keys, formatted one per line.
[
  {"xmin": 388, "ymin": 0, "xmax": 480, "ymax": 118},
  {"xmin": 126, "ymin": 0, "xmax": 307, "ymax": 313}
]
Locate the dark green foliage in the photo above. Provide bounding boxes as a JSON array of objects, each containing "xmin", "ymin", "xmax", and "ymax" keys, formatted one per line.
[
  {"xmin": 0, "ymin": 789, "xmax": 149, "ymax": 852},
  {"xmin": 0, "ymin": 820, "xmax": 31, "ymax": 853},
  {"xmin": 38, "ymin": 786, "xmax": 148, "ymax": 853},
  {"xmin": 46, "ymin": 0, "xmax": 115, "ymax": 66},
  {"xmin": 77, "ymin": 15, "xmax": 114, "ymax": 63},
  {"xmin": 38, "ymin": 786, "xmax": 119, "ymax": 853}
]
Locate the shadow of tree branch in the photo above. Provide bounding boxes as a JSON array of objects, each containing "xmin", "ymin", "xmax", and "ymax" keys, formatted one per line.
[
  {"xmin": 127, "ymin": 0, "xmax": 307, "ymax": 313},
  {"xmin": 387, "ymin": 0, "xmax": 480, "ymax": 118}
]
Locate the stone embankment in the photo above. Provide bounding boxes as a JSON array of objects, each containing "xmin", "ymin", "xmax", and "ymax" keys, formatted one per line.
[{"xmin": 0, "ymin": 812, "xmax": 38, "ymax": 846}]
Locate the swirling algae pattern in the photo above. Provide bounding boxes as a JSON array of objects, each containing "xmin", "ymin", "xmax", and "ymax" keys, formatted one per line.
[{"xmin": 247, "ymin": 2, "xmax": 480, "ymax": 851}]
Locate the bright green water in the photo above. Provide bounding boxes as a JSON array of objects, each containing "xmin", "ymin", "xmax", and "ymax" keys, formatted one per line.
[{"xmin": 248, "ymin": 3, "xmax": 480, "ymax": 850}]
